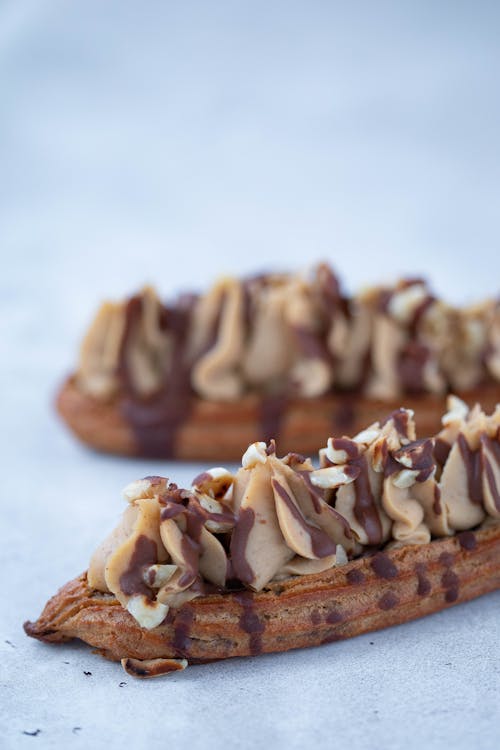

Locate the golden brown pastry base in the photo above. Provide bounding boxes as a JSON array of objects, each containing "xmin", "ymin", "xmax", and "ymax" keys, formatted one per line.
[
  {"xmin": 57, "ymin": 377, "xmax": 500, "ymax": 461},
  {"xmin": 24, "ymin": 522, "xmax": 500, "ymax": 668}
]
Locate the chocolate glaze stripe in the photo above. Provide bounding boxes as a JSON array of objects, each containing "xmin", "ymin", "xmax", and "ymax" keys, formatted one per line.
[
  {"xmin": 172, "ymin": 609, "xmax": 194, "ymax": 657},
  {"xmin": 442, "ymin": 569, "xmax": 460, "ymax": 603},
  {"xmin": 331, "ymin": 399, "xmax": 356, "ymax": 436},
  {"xmin": 260, "ymin": 393, "xmax": 288, "ymax": 445},
  {"xmin": 233, "ymin": 591, "xmax": 265, "ymax": 656},
  {"xmin": 298, "ymin": 470, "xmax": 353, "ymax": 542},
  {"xmin": 370, "ymin": 553, "xmax": 399, "ymax": 580},
  {"xmin": 397, "ymin": 341, "xmax": 431, "ymax": 394},
  {"xmin": 457, "ymin": 434, "xmax": 483, "ymax": 505},
  {"xmin": 415, "ymin": 563, "xmax": 431, "ymax": 596},
  {"xmin": 482, "ymin": 434, "xmax": 500, "ymax": 512},
  {"xmin": 325, "ymin": 608, "xmax": 343, "ymax": 624},
  {"xmin": 378, "ymin": 591, "xmax": 399, "ymax": 610},
  {"xmin": 116, "ymin": 295, "xmax": 143, "ymax": 394},
  {"xmin": 432, "ymin": 484, "xmax": 442, "ymax": 516},
  {"xmin": 434, "ymin": 437, "xmax": 452, "ymax": 468},
  {"xmin": 458, "ymin": 531, "xmax": 477, "ymax": 551},
  {"xmin": 409, "ymin": 294, "xmax": 436, "ymax": 337},
  {"xmin": 330, "ymin": 437, "xmax": 361, "ymax": 460},
  {"xmin": 271, "ymin": 478, "xmax": 337, "ymax": 558},
  {"xmin": 119, "ymin": 299, "xmax": 195, "ymax": 458},
  {"xmin": 230, "ymin": 508, "xmax": 256, "ymax": 586},
  {"xmin": 346, "ymin": 568, "xmax": 365, "ymax": 585},
  {"xmin": 118, "ymin": 288, "xmax": 233, "ymax": 458},
  {"xmin": 119, "ymin": 535, "xmax": 157, "ymax": 599},
  {"xmin": 351, "ymin": 455, "xmax": 384, "ymax": 546}
]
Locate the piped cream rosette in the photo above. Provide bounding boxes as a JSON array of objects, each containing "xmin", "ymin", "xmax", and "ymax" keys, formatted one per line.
[{"xmin": 87, "ymin": 396, "xmax": 500, "ymax": 630}]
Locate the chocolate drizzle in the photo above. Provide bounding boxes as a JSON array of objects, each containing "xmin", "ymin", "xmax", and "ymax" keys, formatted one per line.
[
  {"xmin": 481, "ymin": 433, "xmax": 500, "ymax": 511},
  {"xmin": 272, "ymin": 479, "xmax": 337, "ymax": 558},
  {"xmin": 378, "ymin": 592, "xmax": 399, "ymax": 610},
  {"xmin": 118, "ymin": 297, "xmax": 195, "ymax": 457},
  {"xmin": 331, "ymin": 399, "xmax": 356, "ymax": 435},
  {"xmin": 233, "ymin": 591, "xmax": 265, "ymax": 655},
  {"xmin": 325, "ymin": 608, "xmax": 343, "ymax": 624},
  {"xmin": 433, "ymin": 484, "xmax": 442, "ymax": 515},
  {"xmin": 346, "ymin": 568, "xmax": 365, "ymax": 585},
  {"xmin": 415, "ymin": 563, "xmax": 431, "ymax": 596},
  {"xmin": 442, "ymin": 569, "xmax": 459, "ymax": 603},
  {"xmin": 434, "ymin": 438, "xmax": 452, "ymax": 468},
  {"xmin": 161, "ymin": 498, "xmax": 207, "ymax": 588},
  {"xmin": 351, "ymin": 455, "xmax": 384, "ymax": 546},
  {"xmin": 370, "ymin": 553, "xmax": 398, "ymax": 580},
  {"xmin": 457, "ymin": 434, "xmax": 483, "ymax": 505},
  {"xmin": 259, "ymin": 393, "xmax": 288, "ymax": 445},
  {"xmin": 330, "ymin": 437, "xmax": 361, "ymax": 461},
  {"xmin": 380, "ymin": 408, "xmax": 412, "ymax": 438},
  {"xmin": 392, "ymin": 439, "xmax": 435, "ymax": 482},
  {"xmin": 230, "ymin": 508, "xmax": 256, "ymax": 585},
  {"xmin": 409, "ymin": 295, "xmax": 436, "ymax": 336},
  {"xmin": 299, "ymin": 470, "xmax": 353, "ymax": 542},
  {"xmin": 458, "ymin": 531, "xmax": 477, "ymax": 551},
  {"xmin": 397, "ymin": 341, "xmax": 430, "ymax": 394},
  {"xmin": 172, "ymin": 608, "xmax": 194, "ymax": 656},
  {"xmin": 292, "ymin": 325, "xmax": 331, "ymax": 364},
  {"xmin": 322, "ymin": 437, "xmax": 385, "ymax": 547},
  {"xmin": 119, "ymin": 535, "xmax": 157, "ymax": 598}
]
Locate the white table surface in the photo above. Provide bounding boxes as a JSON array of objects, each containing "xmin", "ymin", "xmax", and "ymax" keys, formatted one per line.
[{"xmin": 1, "ymin": 2, "xmax": 499, "ymax": 749}]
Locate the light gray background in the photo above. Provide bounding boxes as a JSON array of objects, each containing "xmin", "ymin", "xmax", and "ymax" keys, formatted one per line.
[{"xmin": 1, "ymin": 2, "xmax": 499, "ymax": 749}]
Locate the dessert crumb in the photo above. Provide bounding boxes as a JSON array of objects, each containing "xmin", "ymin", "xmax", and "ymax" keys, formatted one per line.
[
  {"xmin": 5, "ymin": 640, "xmax": 15, "ymax": 648},
  {"xmin": 72, "ymin": 727, "xmax": 81, "ymax": 735},
  {"xmin": 119, "ymin": 681, "xmax": 127, "ymax": 687},
  {"xmin": 22, "ymin": 729, "xmax": 41, "ymax": 737},
  {"xmin": 83, "ymin": 671, "xmax": 92, "ymax": 676}
]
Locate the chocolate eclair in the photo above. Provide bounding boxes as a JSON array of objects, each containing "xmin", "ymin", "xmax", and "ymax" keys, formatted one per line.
[
  {"xmin": 25, "ymin": 398, "xmax": 500, "ymax": 677},
  {"xmin": 57, "ymin": 264, "xmax": 500, "ymax": 460}
]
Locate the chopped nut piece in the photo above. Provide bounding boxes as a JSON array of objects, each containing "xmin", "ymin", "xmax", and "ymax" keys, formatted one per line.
[
  {"xmin": 126, "ymin": 596, "xmax": 169, "ymax": 630},
  {"xmin": 442, "ymin": 395, "xmax": 469, "ymax": 427},
  {"xmin": 123, "ymin": 477, "xmax": 167, "ymax": 502},
  {"xmin": 143, "ymin": 564, "xmax": 178, "ymax": 588},
  {"xmin": 242, "ymin": 442, "xmax": 268, "ymax": 469},
  {"xmin": 191, "ymin": 467, "xmax": 234, "ymax": 497},
  {"xmin": 309, "ymin": 466, "xmax": 356, "ymax": 489},
  {"xmin": 121, "ymin": 657, "xmax": 187, "ymax": 678},
  {"xmin": 392, "ymin": 469, "xmax": 420, "ymax": 489},
  {"xmin": 387, "ymin": 283, "xmax": 429, "ymax": 324}
]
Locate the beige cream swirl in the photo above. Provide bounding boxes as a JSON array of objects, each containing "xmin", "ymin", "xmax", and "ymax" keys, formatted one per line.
[
  {"xmin": 315, "ymin": 399, "xmax": 500, "ymax": 545},
  {"xmin": 88, "ymin": 475, "xmax": 234, "ymax": 629},
  {"xmin": 86, "ymin": 399, "xmax": 500, "ymax": 629},
  {"xmin": 229, "ymin": 442, "xmax": 354, "ymax": 590},
  {"xmin": 75, "ymin": 265, "xmax": 499, "ymax": 404}
]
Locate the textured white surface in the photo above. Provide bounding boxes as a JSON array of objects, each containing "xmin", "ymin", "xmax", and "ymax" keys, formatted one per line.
[{"xmin": 1, "ymin": 2, "xmax": 499, "ymax": 749}]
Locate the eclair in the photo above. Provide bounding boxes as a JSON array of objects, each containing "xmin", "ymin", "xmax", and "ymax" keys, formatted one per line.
[
  {"xmin": 57, "ymin": 264, "xmax": 500, "ymax": 460},
  {"xmin": 25, "ymin": 397, "xmax": 500, "ymax": 677}
]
